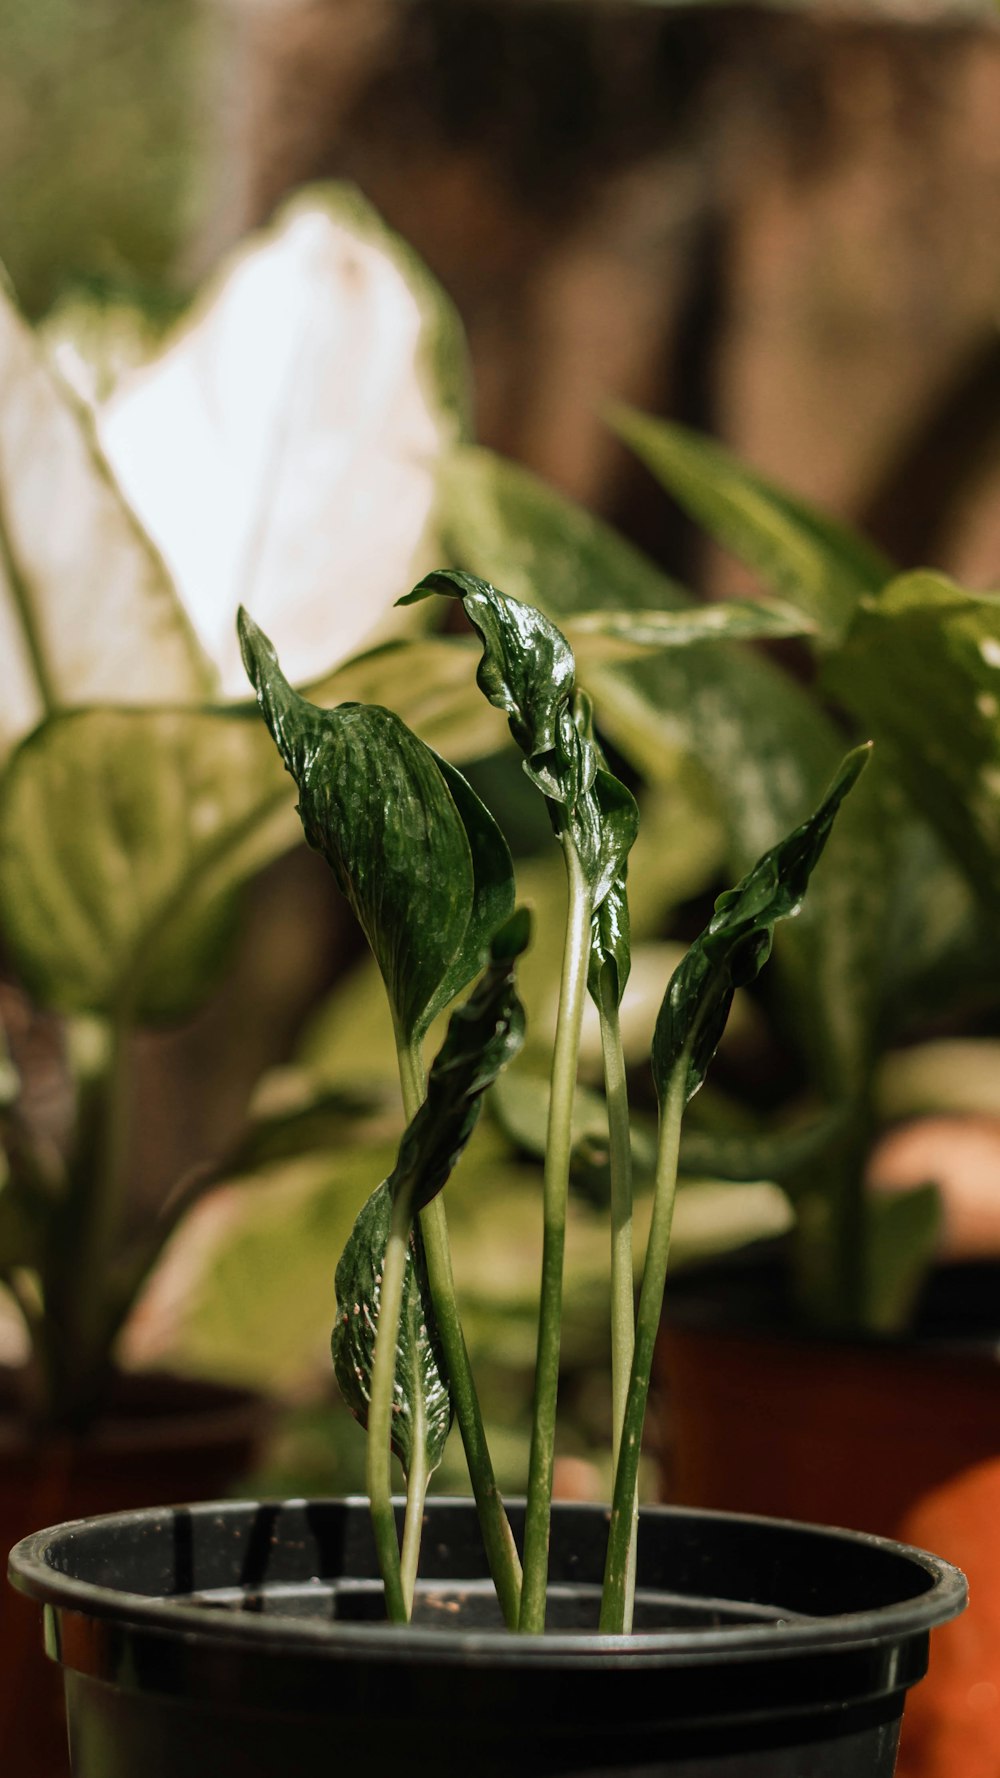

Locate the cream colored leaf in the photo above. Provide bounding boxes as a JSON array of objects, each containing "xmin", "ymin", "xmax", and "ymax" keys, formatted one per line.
[
  {"xmin": 99, "ymin": 186, "xmax": 469, "ymax": 696},
  {"xmin": 0, "ymin": 284, "xmax": 210, "ymax": 768}
]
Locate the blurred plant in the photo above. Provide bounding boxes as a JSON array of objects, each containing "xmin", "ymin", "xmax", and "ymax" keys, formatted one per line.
[
  {"xmin": 0, "ymin": 185, "xmax": 493, "ymax": 1429},
  {"xmin": 434, "ymin": 417, "xmax": 1000, "ymax": 1333}
]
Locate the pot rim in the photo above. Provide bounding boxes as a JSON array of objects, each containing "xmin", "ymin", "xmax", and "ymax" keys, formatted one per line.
[{"xmin": 7, "ymin": 1496, "xmax": 967, "ymax": 1668}]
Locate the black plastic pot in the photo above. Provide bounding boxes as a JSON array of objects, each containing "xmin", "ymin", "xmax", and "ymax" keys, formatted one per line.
[{"xmin": 9, "ymin": 1498, "xmax": 965, "ymax": 1778}]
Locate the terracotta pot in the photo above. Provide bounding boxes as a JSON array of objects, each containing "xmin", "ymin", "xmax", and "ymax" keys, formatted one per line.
[
  {"xmin": 0, "ymin": 1368, "xmax": 270, "ymax": 1778},
  {"xmin": 658, "ymin": 1262, "xmax": 1000, "ymax": 1778}
]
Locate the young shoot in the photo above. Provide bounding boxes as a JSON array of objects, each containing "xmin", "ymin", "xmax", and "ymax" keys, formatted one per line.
[{"xmin": 242, "ymin": 582, "xmax": 869, "ymax": 1639}]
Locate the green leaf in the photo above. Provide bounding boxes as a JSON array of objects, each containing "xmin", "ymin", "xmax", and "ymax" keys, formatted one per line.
[
  {"xmin": 863, "ymin": 1185, "xmax": 942, "ymax": 1334},
  {"xmin": 388, "ymin": 909, "xmax": 530, "ymax": 1217},
  {"xmin": 679, "ymin": 1105, "xmax": 848, "ymax": 1187},
  {"xmin": 332, "ymin": 1180, "xmax": 452, "ymax": 1477},
  {"xmin": 0, "ymin": 706, "xmax": 297, "ymax": 1020},
  {"xmin": 652, "ymin": 745, "xmax": 871, "ymax": 1105},
  {"xmin": 0, "ymin": 282, "xmax": 211, "ymax": 770},
  {"xmin": 240, "ymin": 609, "xmax": 514, "ymax": 1047},
  {"xmin": 437, "ymin": 444, "xmax": 691, "ymax": 620},
  {"xmin": 313, "ymin": 637, "xmax": 506, "ymax": 764},
  {"xmin": 822, "ymin": 572, "xmax": 1000, "ymax": 904},
  {"xmin": 588, "ymin": 879, "xmax": 631, "ymax": 1011},
  {"xmin": 402, "ymin": 572, "xmax": 639, "ymax": 906},
  {"xmin": 567, "ymin": 596, "xmax": 815, "ymax": 664},
  {"xmin": 608, "ymin": 406, "xmax": 891, "ymax": 643},
  {"xmin": 402, "ymin": 570, "xmax": 580, "ymax": 803}
]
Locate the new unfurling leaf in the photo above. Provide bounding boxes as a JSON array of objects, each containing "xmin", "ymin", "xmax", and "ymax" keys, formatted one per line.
[{"xmin": 652, "ymin": 745, "xmax": 872, "ymax": 1106}]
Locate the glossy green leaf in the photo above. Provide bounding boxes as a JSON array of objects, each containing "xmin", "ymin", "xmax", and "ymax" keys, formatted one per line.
[
  {"xmin": 239, "ymin": 609, "xmax": 514, "ymax": 1046},
  {"xmin": 653, "ymin": 746, "xmax": 871, "ymax": 1104},
  {"xmin": 0, "ymin": 706, "xmax": 296, "ymax": 1020},
  {"xmin": 0, "ymin": 283, "xmax": 211, "ymax": 769},
  {"xmin": 823, "ymin": 572, "xmax": 1000, "ymax": 904},
  {"xmin": 332, "ymin": 1180, "xmax": 452, "ymax": 1477},
  {"xmin": 567, "ymin": 596, "xmax": 815, "ymax": 663},
  {"xmin": 588, "ymin": 880, "xmax": 631, "ymax": 1011},
  {"xmin": 402, "ymin": 570, "xmax": 580, "ymax": 803},
  {"xmin": 608, "ymin": 406, "xmax": 891, "ymax": 643},
  {"xmin": 388, "ymin": 910, "xmax": 530, "ymax": 1217},
  {"xmin": 402, "ymin": 571, "xmax": 638, "ymax": 909},
  {"xmin": 330, "ymin": 917, "xmax": 528, "ymax": 1479},
  {"xmin": 313, "ymin": 637, "xmax": 505, "ymax": 764}
]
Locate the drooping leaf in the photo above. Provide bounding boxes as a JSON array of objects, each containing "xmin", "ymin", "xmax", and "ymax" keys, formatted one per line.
[
  {"xmin": 332, "ymin": 1180, "xmax": 452, "ymax": 1477},
  {"xmin": 652, "ymin": 746, "xmax": 871, "ymax": 1105},
  {"xmin": 0, "ymin": 705, "xmax": 297, "ymax": 1020},
  {"xmin": 240, "ymin": 609, "xmax": 514, "ymax": 1047},
  {"xmin": 0, "ymin": 282, "xmax": 210, "ymax": 769},
  {"xmin": 402, "ymin": 571, "xmax": 638, "ymax": 909},
  {"xmin": 98, "ymin": 184, "xmax": 470, "ymax": 696},
  {"xmin": 823, "ymin": 572, "xmax": 1000, "ymax": 905},
  {"xmin": 567, "ymin": 596, "xmax": 815, "ymax": 665},
  {"xmin": 608, "ymin": 406, "xmax": 891, "ymax": 644},
  {"xmin": 389, "ymin": 909, "xmax": 530, "ymax": 1217}
]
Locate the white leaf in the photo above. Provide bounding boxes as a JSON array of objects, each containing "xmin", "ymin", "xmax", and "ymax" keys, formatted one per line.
[
  {"xmin": 99, "ymin": 186, "xmax": 468, "ymax": 696},
  {"xmin": 0, "ymin": 285, "xmax": 210, "ymax": 768}
]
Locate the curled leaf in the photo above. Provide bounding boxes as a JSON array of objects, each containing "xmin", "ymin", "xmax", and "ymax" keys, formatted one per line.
[
  {"xmin": 331, "ymin": 914, "xmax": 529, "ymax": 1477},
  {"xmin": 332, "ymin": 1181, "xmax": 451, "ymax": 1478},
  {"xmin": 402, "ymin": 572, "xmax": 638, "ymax": 914},
  {"xmin": 390, "ymin": 908, "xmax": 530, "ymax": 1217},
  {"xmin": 653, "ymin": 745, "xmax": 871, "ymax": 1105}
]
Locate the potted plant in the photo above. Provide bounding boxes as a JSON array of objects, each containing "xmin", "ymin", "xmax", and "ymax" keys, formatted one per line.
[
  {"xmin": 9, "ymin": 572, "xmax": 965, "ymax": 1776},
  {"xmin": 429, "ymin": 424, "xmax": 1000, "ymax": 1777}
]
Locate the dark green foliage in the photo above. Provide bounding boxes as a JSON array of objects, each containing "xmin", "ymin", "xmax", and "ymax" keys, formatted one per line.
[
  {"xmin": 239, "ymin": 607, "xmax": 514, "ymax": 1046},
  {"xmin": 653, "ymin": 746, "xmax": 871, "ymax": 1105}
]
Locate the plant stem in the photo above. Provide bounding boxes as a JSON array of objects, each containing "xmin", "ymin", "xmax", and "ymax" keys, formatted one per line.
[
  {"xmin": 600, "ymin": 1051, "xmax": 688, "ymax": 1633},
  {"xmin": 400, "ymin": 1370, "xmax": 430, "ymax": 1616},
  {"xmin": 365, "ymin": 1188, "xmax": 410, "ymax": 1624},
  {"xmin": 519, "ymin": 839, "xmax": 592, "ymax": 1634},
  {"xmin": 42, "ymin": 1008, "xmax": 134, "ymax": 1423},
  {"xmin": 399, "ymin": 1038, "xmax": 523, "ymax": 1631},
  {"xmin": 598, "ymin": 983, "xmax": 637, "ymax": 1632}
]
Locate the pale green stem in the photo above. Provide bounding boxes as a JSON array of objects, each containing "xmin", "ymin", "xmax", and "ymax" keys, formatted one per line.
[
  {"xmin": 400, "ymin": 1382, "xmax": 430, "ymax": 1616},
  {"xmin": 399, "ymin": 1037, "xmax": 523, "ymax": 1631},
  {"xmin": 598, "ymin": 985, "xmax": 638, "ymax": 1633},
  {"xmin": 519, "ymin": 840, "xmax": 593, "ymax": 1633},
  {"xmin": 600, "ymin": 1051, "xmax": 689, "ymax": 1633},
  {"xmin": 365, "ymin": 1188, "xmax": 410, "ymax": 1624}
]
